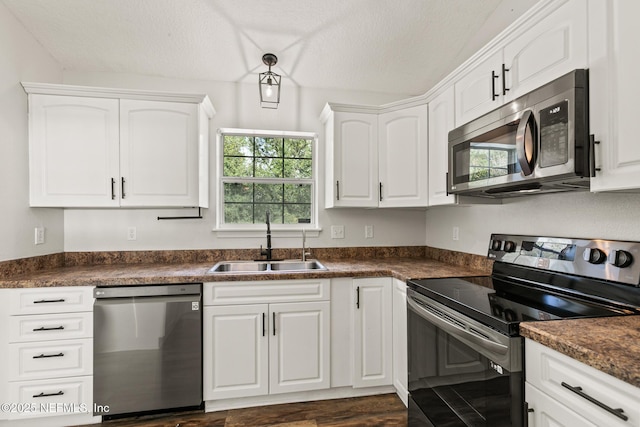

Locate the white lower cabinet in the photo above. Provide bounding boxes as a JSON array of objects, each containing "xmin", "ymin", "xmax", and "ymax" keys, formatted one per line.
[
  {"xmin": 0, "ymin": 287, "xmax": 95, "ymax": 425},
  {"xmin": 352, "ymin": 278, "xmax": 393, "ymax": 388},
  {"xmin": 202, "ymin": 304, "xmax": 269, "ymax": 400},
  {"xmin": 391, "ymin": 279, "xmax": 407, "ymax": 405},
  {"xmin": 203, "ymin": 280, "xmax": 330, "ymax": 402},
  {"xmin": 525, "ymin": 338, "xmax": 640, "ymax": 427}
]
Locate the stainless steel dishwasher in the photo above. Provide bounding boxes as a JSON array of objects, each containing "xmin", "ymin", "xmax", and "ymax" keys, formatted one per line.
[{"xmin": 93, "ymin": 284, "xmax": 202, "ymax": 418}]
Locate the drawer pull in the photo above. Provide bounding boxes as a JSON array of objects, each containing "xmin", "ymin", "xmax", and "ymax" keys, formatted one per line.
[
  {"xmin": 33, "ymin": 391, "xmax": 64, "ymax": 398},
  {"xmin": 33, "ymin": 326, "xmax": 65, "ymax": 332},
  {"xmin": 561, "ymin": 381, "xmax": 629, "ymax": 421},
  {"xmin": 33, "ymin": 299, "xmax": 66, "ymax": 304},
  {"xmin": 33, "ymin": 352, "xmax": 64, "ymax": 359}
]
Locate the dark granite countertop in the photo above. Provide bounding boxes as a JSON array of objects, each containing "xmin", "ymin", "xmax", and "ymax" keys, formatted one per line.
[
  {"xmin": 520, "ymin": 316, "xmax": 640, "ymax": 388},
  {"xmin": 0, "ymin": 257, "xmax": 489, "ymax": 288}
]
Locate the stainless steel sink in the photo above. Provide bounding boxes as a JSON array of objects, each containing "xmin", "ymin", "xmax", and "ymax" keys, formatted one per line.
[
  {"xmin": 269, "ymin": 260, "xmax": 326, "ymax": 271},
  {"xmin": 209, "ymin": 259, "xmax": 326, "ymax": 273}
]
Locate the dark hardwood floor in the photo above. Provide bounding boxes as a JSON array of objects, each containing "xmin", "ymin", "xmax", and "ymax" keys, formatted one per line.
[{"xmin": 78, "ymin": 394, "xmax": 407, "ymax": 427}]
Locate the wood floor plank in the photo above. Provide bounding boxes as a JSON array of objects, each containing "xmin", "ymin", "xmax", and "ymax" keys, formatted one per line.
[{"xmin": 77, "ymin": 394, "xmax": 407, "ymax": 427}]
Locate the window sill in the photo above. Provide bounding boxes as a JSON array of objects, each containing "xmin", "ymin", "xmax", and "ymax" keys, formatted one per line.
[{"xmin": 212, "ymin": 227, "xmax": 322, "ymax": 239}]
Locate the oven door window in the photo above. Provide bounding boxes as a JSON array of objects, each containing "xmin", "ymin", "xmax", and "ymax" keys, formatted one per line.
[
  {"xmin": 452, "ymin": 124, "xmax": 521, "ymax": 186},
  {"xmin": 408, "ymin": 307, "xmax": 522, "ymax": 427}
]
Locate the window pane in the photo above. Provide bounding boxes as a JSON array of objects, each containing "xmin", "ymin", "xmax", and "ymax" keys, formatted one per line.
[
  {"xmin": 224, "ymin": 136, "xmax": 253, "ymax": 157},
  {"xmin": 224, "ymin": 203, "xmax": 253, "ymax": 224},
  {"xmin": 284, "ymin": 138, "xmax": 312, "ymax": 159},
  {"xmin": 255, "ymin": 183, "xmax": 283, "ymax": 203},
  {"xmin": 255, "ymin": 158, "xmax": 283, "ymax": 178},
  {"xmin": 284, "ymin": 184, "xmax": 311, "ymax": 204},
  {"xmin": 284, "ymin": 159, "xmax": 312, "ymax": 179},
  {"xmin": 223, "ymin": 156, "xmax": 254, "ymax": 177},
  {"xmin": 285, "ymin": 204, "xmax": 311, "ymax": 224},
  {"xmin": 255, "ymin": 204, "xmax": 284, "ymax": 224},
  {"xmin": 255, "ymin": 137, "xmax": 283, "ymax": 158},
  {"xmin": 224, "ymin": 182, "xmax": 253, "ymax": 202}
]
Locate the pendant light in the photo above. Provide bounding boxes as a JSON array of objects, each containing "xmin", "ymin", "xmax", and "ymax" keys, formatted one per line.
[{"xmin": 259, "ymin": 53, "xmax": 281, "ymax": 109}]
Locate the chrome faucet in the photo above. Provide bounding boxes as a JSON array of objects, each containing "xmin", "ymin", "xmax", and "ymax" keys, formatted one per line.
[
  {"xmin": 260, "ymin": 211, "xmax": 273, "ymax": 261},
  {"xmin": 302, "ymin": 229, "xmax": 311, "ymax": 261}
]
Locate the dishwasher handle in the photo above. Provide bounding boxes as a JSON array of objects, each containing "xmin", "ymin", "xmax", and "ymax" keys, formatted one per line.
[{"xmin": 94, "ymin": 284, "xmax": 201, "ymax": 299}]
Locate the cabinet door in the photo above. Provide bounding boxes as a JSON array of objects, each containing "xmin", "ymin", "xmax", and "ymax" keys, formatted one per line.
[
  {"xmin": 28, "ymin": 95, "xmax": 120, "ymax": 207},
  {"xmin": 590, "ymin": 0, "xmax": 640, "ymax": 192},
  {"xmin": 331, "ymin": 112, "xmax": 379, "ymax": 207},
  {"xmin": 378, "ymin": 105, "xmax": 429, "ymax": 207},
  {"xmin": 119, "ymin": 99, "xmax": 199, "ymax": 207},
  {"xmin": 203, "ymin": 304, "xmax": 268, "ymax": 400},
  {"xmin": 454, "ymin": 50, "xmax": 503, "ymax": 126},
  {"xmin": 428, "ymin": 86, "xmax": 456, "ymax": 206},
  {"xmin": 392, "ymin": 279, "xmax": 407, "ymax": 406},
  {"xmin": 352, "ymin": 278, "xmax": 392, "ymax": 388},
  {"xmin": 269, "ymin": 301, "xmax": 330, "ymax": 394},
  {"xmin": 503, "ymin": 0, "xmax": 588, "ymax": 100},
  {"xmin": 526, "ymin": 382, "xmax": 598, "ymax": 427}
]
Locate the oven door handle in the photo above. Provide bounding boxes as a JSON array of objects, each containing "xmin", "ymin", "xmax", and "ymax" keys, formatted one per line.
[{"xmin": 407, "ymin": 295, "xmax": 508, "ymax": 356}]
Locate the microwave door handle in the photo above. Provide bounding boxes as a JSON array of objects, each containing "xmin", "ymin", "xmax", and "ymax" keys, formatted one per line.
[
  {"xmin": 516, "ymin": 109, "xmax": 537, "ymax": 176},
  {"xmin": 407, "ymin": 295, "xmax": 508, "ymax": 357}
]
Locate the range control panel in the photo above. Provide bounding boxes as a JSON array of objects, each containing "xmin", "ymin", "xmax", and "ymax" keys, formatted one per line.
[{"xmin": 488, "ymin": 234, "xmax": 640, "ymax": 286}]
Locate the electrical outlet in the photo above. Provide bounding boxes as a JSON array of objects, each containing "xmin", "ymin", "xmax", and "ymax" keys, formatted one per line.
[
  {"xmin": 127, "ymin": 227, "xmax": 137, "ymax": 241},
  {"xmin": 452, "ymin": 226, "xmax": 459, "ymax": 241},
  {"xmin": 365, "ymin": 225, "xmax": 374, "ymax": 239},
  {"xmin": 331, "ymin": 225, "xmax": 345, "ymax": 239},
  {"xmin": 34, "ymin": 227, "xmax": 45, "ymax": 245}
]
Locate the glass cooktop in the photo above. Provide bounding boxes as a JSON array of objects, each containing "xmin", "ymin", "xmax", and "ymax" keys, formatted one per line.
[{"xmin": 408, "ymin": 276, "xmax": 637, "ymax": 336}]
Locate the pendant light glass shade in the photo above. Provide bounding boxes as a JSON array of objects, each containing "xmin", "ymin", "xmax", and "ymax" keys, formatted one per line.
[{"xmin": 259, "ymin": 53, "xmax": 281, "ymax": 109}]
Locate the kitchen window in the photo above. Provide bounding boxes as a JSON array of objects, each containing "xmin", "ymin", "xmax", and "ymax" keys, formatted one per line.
[{"xmin": 216, "ymin": 129, "xmax": 317, "ymax": 231}]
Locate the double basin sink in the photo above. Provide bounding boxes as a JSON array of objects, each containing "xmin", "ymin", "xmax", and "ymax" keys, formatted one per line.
[{"xmin": 209, "ymin": 259, "xmax": 327, "ymax": 273}]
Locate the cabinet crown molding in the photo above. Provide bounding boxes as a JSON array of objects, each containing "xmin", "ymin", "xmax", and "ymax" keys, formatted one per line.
[{"xmin": 21, "ymin": 82, "xmax": 215, "ymax": 118}]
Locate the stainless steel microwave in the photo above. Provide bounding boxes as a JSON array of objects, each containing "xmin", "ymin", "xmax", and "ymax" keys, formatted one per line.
[{"xmin": 448, "ymin": 69, "xmax": 593, "ymax": 198}]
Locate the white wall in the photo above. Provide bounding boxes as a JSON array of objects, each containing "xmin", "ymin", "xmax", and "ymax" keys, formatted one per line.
[
  {"xmin": 426, "ymin": 191, "xmax": 640, "ymax": 255},
  {"xmin": 62, "ymin": 71, "xmax": 428, "ymax": 251},
  {"xmin": 0, "ymin": 3, "xmax": 63, "ymax": 262}
]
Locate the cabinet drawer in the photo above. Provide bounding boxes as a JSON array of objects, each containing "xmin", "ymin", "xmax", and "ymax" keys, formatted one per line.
[
  {"xmin": 9, "ymin": 339, "xmax": 93, "ymax": 381},
  {"xmin": 7, "ymin": 376, "xmax": 92, "ymax": 420},
  {"xmin": 8, "ymin": 287, "xmax": 94, "ymax": 315},
  {"xmin": 204, "ymin": 279, "xmax": 330, "ymax": 305},
  {"xmin": 9, "ymin": 312, "xmax": 93, "ymax": 343},
  {"xmin": 526, "ymin": 339, "xmax": 640, "ymax": 427},
  {"xmin": 525, "ymin": 382, "xmax": 598, "ymax": 427}
]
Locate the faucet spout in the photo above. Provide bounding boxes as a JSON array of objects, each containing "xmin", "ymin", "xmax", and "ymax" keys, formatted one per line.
[
  {"xmin": 302, "ymin": 229, "xmax": 311, "ymax": 261},
  {"xmin": 260, "ymin": 211, "xmax": 273, "ymax": 261}
]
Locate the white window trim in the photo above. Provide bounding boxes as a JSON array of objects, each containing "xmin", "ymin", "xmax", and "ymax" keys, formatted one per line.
[{"xmin": 213, "ymin": 128, "xmax": 319, "ymax": 236}]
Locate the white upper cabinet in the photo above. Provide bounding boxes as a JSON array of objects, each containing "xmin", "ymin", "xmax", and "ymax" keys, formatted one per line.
[
  {"xmin": 454, "ymin": 50, "xmax": 504, "ymax": 127},
  {"xmin": 323, "ymin": 109, "xmax": 379, "ymax": 208},
  {"xmin": 23, "ymin": 83, "xmax": 214, "ymax": 208},
  {"xmin": 119, "ymin": 100, "xmax": 199, "ymax": 207},
  {"xmin": 378, "ymin": 105, "xmax": 429, "ymax": 207},
  {"xmin": 589, "ymin": 0, "xmax": 640, "ymax": 192},
  {"xmin": 453, "ymin": 0, "xmax": 588, "ymax": 126},
  {"xmin": 28, "ymin": 95, "xmax": 120, "ymax": 207},
  {"xmin": 427, "ymin": 86, "xmax": 456, "ymax": 206},
  {"xmin": 502, "ymin": 0, "xmax": 588, "ymax": 101},
  {"xmin": 321, "ymin": 102, "xmax": 428, "ymax": 208}
]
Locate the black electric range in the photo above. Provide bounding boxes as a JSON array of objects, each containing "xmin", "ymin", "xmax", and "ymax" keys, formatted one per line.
[{"xmin": 407, "ymin": 234, "xmax": 640, "ymax": 427}]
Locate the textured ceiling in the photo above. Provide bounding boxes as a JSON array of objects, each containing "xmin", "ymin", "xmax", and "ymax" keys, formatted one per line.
[{"xmin": 3, "ymin": 0, "xmax": 521, "ymax": 96}]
